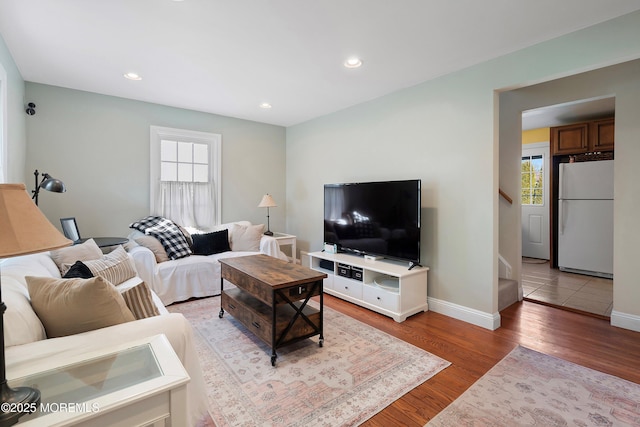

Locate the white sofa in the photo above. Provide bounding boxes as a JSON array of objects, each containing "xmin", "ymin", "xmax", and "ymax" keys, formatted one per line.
[
  {"xmin": 1, "ymin": 251, "xmax": 209, "ymax": 426},
  {"xmin": 128, "ymin": 220, "xmax": 289, "ymax": 306}
]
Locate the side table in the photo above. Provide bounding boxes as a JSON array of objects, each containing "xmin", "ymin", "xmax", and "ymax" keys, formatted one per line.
[
  {"xmin": 272, "ymin": 232, "xmax": 297, "ymax": 263},
  {"xmin": 9, "ymin": 334, "xmax": 189, "ymax": 426},
  {"xmin": 76, "ymin": 237, "xmax": 128, "ymax": 248}
]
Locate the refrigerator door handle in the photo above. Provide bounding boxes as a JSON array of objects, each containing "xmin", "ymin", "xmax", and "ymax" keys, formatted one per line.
[
  {"xmin": 558, "ymin": 164, "xmax": 564, "ymax": 200},
  {"xmin": 559, "ymin": 200, "xmax": 564, "ymax": 235}
]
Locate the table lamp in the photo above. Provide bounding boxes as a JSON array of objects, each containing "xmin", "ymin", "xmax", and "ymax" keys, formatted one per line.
[
  {"xmin": 258, "ymin": 194, "xmax": 277, "ymax": 236},
  {"xmin": 0, "ymin": 184, "xmax": 72, "ymax": 426}
]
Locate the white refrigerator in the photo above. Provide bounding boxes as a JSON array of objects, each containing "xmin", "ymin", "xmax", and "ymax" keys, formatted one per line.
[{"xmin": 557, "ymin": 160, "xmax": 613, "ymax": 278}]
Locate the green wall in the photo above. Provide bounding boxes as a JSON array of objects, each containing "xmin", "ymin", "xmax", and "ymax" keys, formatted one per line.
[
  {"xmin": 286, "ymin": 11, "xmax": 640, "ymax": 329},
  {"xmin": 25, "ymin": 83, "xmax": 286, "ymax": 237},
  {"xmin": 0, "ymin": 33, "xmax": 26, "ymax": 182},
  {"xmin": 5, "ymin": 10, "xmax": 640, "ymax": 331}
]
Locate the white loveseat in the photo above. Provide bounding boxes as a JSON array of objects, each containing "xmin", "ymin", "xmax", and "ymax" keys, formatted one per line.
[
  {"xmin": 128, "ymin": 220, "xmax": 289, "ymax": 306},
  {"xmin": 1, "ymin": 250, "xmax": 209, "ymax": 426}
]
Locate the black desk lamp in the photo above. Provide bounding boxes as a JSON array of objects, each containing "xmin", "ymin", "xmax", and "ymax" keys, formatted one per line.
[
  {"xmin": 0, "ymin": 184, "xmax": 72, "ymax": 425},
  {"xmin": 31, "ymin": 170, "xmax": 66, "ymax": 205}
]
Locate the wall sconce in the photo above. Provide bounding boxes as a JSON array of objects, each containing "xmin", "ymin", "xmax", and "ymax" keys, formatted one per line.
[
  {"xmin": 31, "ymin": 169, "xmax": 66, "ymax": 205},
  {"xmin": 25, "ymin": 103, "xmax": 36, "ymax": 116}
]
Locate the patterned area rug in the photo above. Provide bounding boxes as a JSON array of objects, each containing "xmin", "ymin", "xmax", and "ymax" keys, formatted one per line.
[
  {"xmin": 427, "ymin": 345, "xmax": 640, "ymax": 427},
  {"xmin": 169, "ymin": 296, "xmax": 450, "ymax": 427}
]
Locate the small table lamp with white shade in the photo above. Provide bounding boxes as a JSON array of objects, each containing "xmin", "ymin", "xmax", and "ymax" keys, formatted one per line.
[
  {"xmin": 258, "ymin": 194, "xmax": 277, "ymax": 236},
  {"xmin": 0, "ymin": 183, "xmax": 72, "ymax": 426}
]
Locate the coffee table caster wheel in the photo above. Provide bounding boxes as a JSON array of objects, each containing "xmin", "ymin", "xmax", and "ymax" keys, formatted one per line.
[
  {"xmin": 319, "ymin": 338, "xmax": 324, "ymax": 347},
  {"xmin": 271, "ymin": 355, "xmax": 277, "ymax": 366},
  {"xmin": 218, "ymin": 309, "xmax": 224, "ymax": 318}
]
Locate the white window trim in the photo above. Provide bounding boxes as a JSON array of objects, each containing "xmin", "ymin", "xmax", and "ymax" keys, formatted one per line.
[
  {"xmin": 150, "ymin": 126, "xmax": 221, "ymax": 225},
  {"xmin": 0, "ymin": 62, "xmax": 8, "ymax": 183}
]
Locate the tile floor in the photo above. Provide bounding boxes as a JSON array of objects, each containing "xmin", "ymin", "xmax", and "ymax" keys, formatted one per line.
[{"xmin": 521, "ymin": 257, "xmax": 613, "ymax": 317}]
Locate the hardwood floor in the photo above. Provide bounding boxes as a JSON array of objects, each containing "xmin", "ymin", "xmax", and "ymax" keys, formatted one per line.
[{"xmin": 321, "ymin": 294, "xmax": 640, "ymax": 427}]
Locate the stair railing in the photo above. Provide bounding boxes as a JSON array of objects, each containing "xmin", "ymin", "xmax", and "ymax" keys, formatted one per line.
[{"xmin": 499, "ymin": 188, "xmax": 513, "ymax": 204}]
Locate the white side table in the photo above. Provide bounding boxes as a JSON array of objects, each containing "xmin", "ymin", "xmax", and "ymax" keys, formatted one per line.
[
  {"xmin": 9, "ymin": 334, "xmax": 189, "ymax": 427},
  {"xmin": 272, "ymin": 232, "xmax": 297, "ymax": 263}
]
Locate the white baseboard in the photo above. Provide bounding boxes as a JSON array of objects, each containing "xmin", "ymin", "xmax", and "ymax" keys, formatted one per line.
[
  {"xmin": 610, "ymin": 310, "xmax": 640, "ymax": 333},
  {"xmin": 428, "ymin": 297, "xmax": 501, "ymax": 330}
]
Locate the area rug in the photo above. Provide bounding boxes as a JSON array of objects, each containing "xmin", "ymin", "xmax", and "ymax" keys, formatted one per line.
[
  {"xmin": 427, "ymin": 345, "xmax": 640, "ymax": 427},
  {"xmin": 168, "ymin": 296, "xmax": 450, "ymax": 426}
]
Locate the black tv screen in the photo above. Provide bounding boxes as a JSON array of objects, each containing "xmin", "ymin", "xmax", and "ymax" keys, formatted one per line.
[{"xmin": 324, "ymin": 179, "xmax": 421, "ymax": 264}]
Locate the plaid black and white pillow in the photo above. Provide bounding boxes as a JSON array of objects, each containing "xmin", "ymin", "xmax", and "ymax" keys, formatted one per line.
[
  {"xmin": 129, "ymin": 216, "xmax": 192, "ymax": 260},
  {"xmin": 130, "ymin": 215, "xmax": 165, "ymax": 233}
]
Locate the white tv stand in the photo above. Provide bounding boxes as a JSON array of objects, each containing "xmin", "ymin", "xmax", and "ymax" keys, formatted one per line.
[{"xmin": 308, "ymin": 251, "xmax": 428, "ymax": 322}]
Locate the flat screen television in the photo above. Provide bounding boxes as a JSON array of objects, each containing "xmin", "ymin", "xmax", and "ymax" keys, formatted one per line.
[{"xmin": 324, "ymin": 179, "xmax": 421, "ymax": 266}]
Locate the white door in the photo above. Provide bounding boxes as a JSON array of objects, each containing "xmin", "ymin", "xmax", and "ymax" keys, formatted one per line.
[{"xmin": 521, "ymin": 143, "xmax": 550, "ymax": 260}]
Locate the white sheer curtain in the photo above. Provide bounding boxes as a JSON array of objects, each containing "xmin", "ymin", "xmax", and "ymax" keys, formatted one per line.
[{"xmin": 156, "ymin": 181, "xmax": 216, "ymax": 231}]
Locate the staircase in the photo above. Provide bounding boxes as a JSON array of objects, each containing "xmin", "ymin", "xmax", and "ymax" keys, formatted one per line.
[
  {"xmin": 498, "ymin": 278, "xmax": 519, "ymax": 311},
  {"xmin": 498, "ymin": 254, "xmax": 519, "ymax": 311}
]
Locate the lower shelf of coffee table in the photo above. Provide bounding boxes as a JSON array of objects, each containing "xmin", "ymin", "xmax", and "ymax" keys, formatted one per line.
[{"xmin": 221, "ymin": 288, "xmax": 321, "ymax": 348}]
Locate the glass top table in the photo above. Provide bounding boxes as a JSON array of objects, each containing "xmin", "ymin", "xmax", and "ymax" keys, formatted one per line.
[
  {"xmin": 9, "ymin": 334, "xmax": 189, "ymax": 426},
  {"xmin": 75, "ymin": 237, "xmax": 128, "ymax": 248}
]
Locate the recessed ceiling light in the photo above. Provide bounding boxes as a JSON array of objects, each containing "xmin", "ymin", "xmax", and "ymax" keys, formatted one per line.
[
  {"xmin": 344, "ymin": 57, "xmax": 363, "ymax": 69},
  {"xmin": 124, "ymin": 72, "xmax": 142, "ymax": 81},
  {"xmin": 259, "ymin": 102, "xmax": 272, "ymax": 109}
]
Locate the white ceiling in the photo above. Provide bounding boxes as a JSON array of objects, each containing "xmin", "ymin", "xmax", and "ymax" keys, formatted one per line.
[
  {"xmin": 522, "ymin": 96, "xmax": 616, "ymax": 130},
  {"xmin": 1, "ymin": 1, "xmax": 639, "ymax": 127}
]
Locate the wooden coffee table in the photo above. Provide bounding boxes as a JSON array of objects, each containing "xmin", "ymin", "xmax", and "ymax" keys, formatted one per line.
[{"xmin": 218, "ymin": 254, "xmax": 327, "ymax": 366}]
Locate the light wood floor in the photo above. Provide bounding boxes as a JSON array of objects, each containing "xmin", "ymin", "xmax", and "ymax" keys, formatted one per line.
[
  {"xmin": 322, "ymin": 294, "xmax": 640, "ymax": 427},
  {"xmin": 522, "ymin": 258, "xmax": 613, "ymax": 317}
]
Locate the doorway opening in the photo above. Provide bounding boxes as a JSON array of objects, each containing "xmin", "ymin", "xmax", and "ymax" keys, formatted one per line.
[{"xmin": 518, "ymin": 97, "xmax": 614, "ymax": 318}]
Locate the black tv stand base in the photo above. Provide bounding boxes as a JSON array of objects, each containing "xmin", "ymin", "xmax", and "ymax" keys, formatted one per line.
[{"xmin": 408, "ymin": 261, "xmax": 422, "ymax": 270}]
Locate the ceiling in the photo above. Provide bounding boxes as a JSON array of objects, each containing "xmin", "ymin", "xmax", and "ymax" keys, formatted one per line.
[
  {"xmin": 1, "ymin": 1, "xmax": 639, "ymax": 127},
  {"xmin": 522, "ymin": 96, "xmax": 616, "ymax": 130}
]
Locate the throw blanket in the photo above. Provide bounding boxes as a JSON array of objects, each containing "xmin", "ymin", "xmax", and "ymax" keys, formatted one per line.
[{"xmin": 130, "ymin": 216, "xmax": 192, "ymax": 260}]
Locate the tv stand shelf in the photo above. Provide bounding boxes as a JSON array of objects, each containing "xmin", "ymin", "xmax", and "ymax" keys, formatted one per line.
[{"xmin": 308, "ymin": 252, "xmax": 428, "ymax": 322}]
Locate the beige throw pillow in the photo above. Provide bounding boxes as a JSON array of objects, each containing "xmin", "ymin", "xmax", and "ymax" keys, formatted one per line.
[
  {"xmin": 49, "ymin": 238, "xmax": 103, "ymax": 275},
  {"xmin": 134, "ymin": 236, "xmax": 169, "ymax": 263},
  {"xmin": 118, "ymin": 281, "xmax": 160, "ymax": 319},
  {"xmin": 177, "ymin": 225, "xmax": 193, "ymax": 249},
  {"xmin": 70, "ymin": 246, "xmax": 137, "ymax": 286},
  {"xmin": 229, "ymin": 223, "xmax": 264, "ymax": 251},
  {"xmin": 26, "ymin": 276, "xmax": 135, "ymax": 338}
]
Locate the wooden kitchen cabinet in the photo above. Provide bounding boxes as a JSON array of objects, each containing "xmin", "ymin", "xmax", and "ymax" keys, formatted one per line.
[
  {"xmin": 551, "ymin": 118, "xmax": 614, "ymax": 156},
  {"xmin": 590, "ymin": 118, "xmax": 615, "ymax": 152}
]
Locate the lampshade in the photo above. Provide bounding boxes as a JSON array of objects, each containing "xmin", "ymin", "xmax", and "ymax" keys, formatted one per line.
[
  {"xmin": 40, "ymin": 175, "xmax": 66, "ymax": 193},
  {"xmin": 258, "ymin": 194, "xmax": 277, "ymax": 208},
  {"xmin": 0, "ymin": 184, "xmax": 72, "ymax": 258}
]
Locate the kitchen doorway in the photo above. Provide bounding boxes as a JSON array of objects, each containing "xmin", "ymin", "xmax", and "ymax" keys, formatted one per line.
[{"xmin": 518, "ymin": 97, "xmax": 615, "ymax": 317}]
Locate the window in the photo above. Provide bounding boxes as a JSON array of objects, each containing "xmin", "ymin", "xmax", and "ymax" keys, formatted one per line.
[
  {"xmin": 521, "ymin": 154, "xmax": 543, "ymax": 205},
  {"xmin": 150, "ymin": 126, "xmax": 221, "ymax": 230},
  {"xmin": 160, "ymin": 140, "xmax": 209, "ymax": 183}
]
